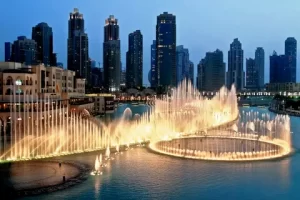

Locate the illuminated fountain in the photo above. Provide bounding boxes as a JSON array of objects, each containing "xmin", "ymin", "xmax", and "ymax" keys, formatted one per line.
[
  {"xmin": 91, "ymin": 155, "xmax": 102, "ymax": 175},
  {"xmin": 149, "ymin": 111, "xmax": 291, "ymax": 161},
  {"xmin": 148, "ymin": 81, "xmax": 291, "ymax": 161},
  {"xmin": 0, "ymin": 79, "xmax": 292, "ymax": 163},
  {"xmin": 105, "ymin": 147, "xmax": 112, "ymax": 160}
]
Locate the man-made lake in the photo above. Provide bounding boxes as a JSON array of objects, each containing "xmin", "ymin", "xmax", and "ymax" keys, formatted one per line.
[{"xmin": 25, "ymin": 105, "xmax": 300, "ymax": 200}]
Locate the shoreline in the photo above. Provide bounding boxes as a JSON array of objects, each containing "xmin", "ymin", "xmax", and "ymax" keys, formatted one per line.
[
  {"xmin": 15, "ymin": 160, "xmax": 90, "ymax": 197},
  {"xmin": 268, "ymin": 107, "xmax": 300, "ymax": 117}
]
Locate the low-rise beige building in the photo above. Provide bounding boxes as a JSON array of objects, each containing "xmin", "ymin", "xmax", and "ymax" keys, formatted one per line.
[
  {"xmin": 0, "ymin": 62, "xmax": 85, "ymax": 101},
  {"xmin": 266, "ymin": 83, "xmax": 300, "ymax": 92}
]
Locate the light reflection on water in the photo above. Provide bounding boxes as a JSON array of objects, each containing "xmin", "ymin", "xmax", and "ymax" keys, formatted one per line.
[{"xmin": 25, "ymin": 106, "xmax": 300, "ymax": 200}]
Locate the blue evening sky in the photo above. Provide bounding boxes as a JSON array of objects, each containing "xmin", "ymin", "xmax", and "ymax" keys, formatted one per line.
[{"xmin": 0, "ymin": 0, "xmax": 299, "ymax": 85}]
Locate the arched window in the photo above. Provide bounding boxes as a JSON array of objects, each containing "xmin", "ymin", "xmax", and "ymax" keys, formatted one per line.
[
  {"xmin": 16, "ymin": 88, "xmax": 23, "ymax": 95},
  {"xmin": 5, "ymin": 88, "xmax": 13, "ymax": 95},
  {"xmin": 6, "ymin": 76, "xmax": 13, "ymax": 85}
]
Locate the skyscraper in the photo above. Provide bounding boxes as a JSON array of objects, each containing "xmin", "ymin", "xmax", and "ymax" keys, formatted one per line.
[
  {"xmin": 4, "ymin": 42, "xmax": 12, "ymax": 61},
  {"xmin": 126, "ymin": 30, "xmax": 143, "ymax": 88},
  {"xmin": 255, "ymin": 47, "xmax": 265, "ymax": 89},
  {"xmin": 270, "ymin": 51, "xmax": 289, "ymax": 83},
  {"xmin": 91, "ymin": 60, "xmax": 96, "ymax": 69},
  {"xmin": 120, "ymin": 68, "xmax": 126, "ymax": 88},
  {"xmin": 103, "ymin": 15, "xmax": 121, "ymax": 92},
  {"xmin": 150, "ymin": 40, "xmax": 157, "ymax": 88},
  {"xmin": 196, "ymin": 59, "xmax": 205, "ymax": 90},
  {"xmin": 32, "ymin": 22, "xmax": 56, "ymax": 66},
  {"xmin": 189, "ymin": 61, "xmax": 194, "ymax": 85},
  {"xmin": 67, "ymin": 8, "xmax": 90, "ymax": 85},
  {"xmin": 227, "ymin": 38, "xmax": 244, "ymax": 90},
  {"xmin": 11, "ymin": 36, "xmax": 37, "ymax": 65},
  {"xmin": 200, "ymin": 49, "xmax": 225, "ymax": 91},
  {"xmin": 176, "ymin": 45, "xmax": 189, "ymax": 85},
  {"xmin": 285, "ymin": 37, "xmax": 297, "ymax": 82},
  {"xmin": 246, "ymin": 58, "xmax": 257, "ymax": 89},
  {"xmin": 156, "ymin": 12, "xmax": 176, "ymax": 87}
]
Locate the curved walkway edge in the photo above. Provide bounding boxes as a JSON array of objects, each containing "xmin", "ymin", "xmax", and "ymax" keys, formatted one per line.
[{"xmin": 16, "ymin": 160, "xmax": 90, "ymax": 197}]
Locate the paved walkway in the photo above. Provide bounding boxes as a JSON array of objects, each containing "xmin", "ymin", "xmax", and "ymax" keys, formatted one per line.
[{"xmin": 10, "ymin": 161, "xmax": 80, "ymax": 191}]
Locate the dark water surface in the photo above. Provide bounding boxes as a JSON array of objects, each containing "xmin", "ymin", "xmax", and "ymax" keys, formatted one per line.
[{"xmin": 20, "ymin": 106, "xmax": 300, "ymax": 199}]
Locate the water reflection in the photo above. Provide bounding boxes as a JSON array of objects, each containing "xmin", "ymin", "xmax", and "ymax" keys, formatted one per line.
[
  {"xmin": 94, "ymin": 176, "xmax": 101, "ymax": 199},
  {"xmin": 24, "ymin": 106, "xmax": 300, "ymax": 200}
]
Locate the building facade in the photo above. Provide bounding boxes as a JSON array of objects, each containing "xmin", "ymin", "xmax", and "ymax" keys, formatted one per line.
[
  {"xmin": 67, "ymin": 8, "xmax": 90, "ymax": 85},
  {"xmin": 103, "ymin": 15, "xmax": 121, "ymax": 92},
  {"xmin": 0, "ymin": 62, "xmax": 85, "ymax": 102},
  {"xmin": 196, "ymin": 59, "xmax": 205, "ymax": 90},
  {"xmin": 200, "ymin": 49, "xmax": 225, "ymax": 91},
  {"xmin": 32, "ymin": 22, "xmax": 57, "ymax": 66},
  {"xmin": 255, "ymin": 47, "xmax": 265, "ymax": 89},
  {"xmin": 10, "ymin": 36, "xmax": 37, "ymax": 65},
  {"xmin": 4, "ymin": 42, "xmax": 12, "ymax": 62},
  {"xmin": 156, "ymin": 12, "xmax": 176, "ymax": 87},
  {"xmin": 120, "ymin": 68, "xmax": 126, "ymax": 88},
  {"xmin": 227, "ymin": 38, "xmax": 244, "ymax": 91},
  {"xmin": 189, "ymin": 61, "xmax": 194, "ymax": 85},
  {"xmin": 246, "ymin": 58, "xmax": 257, "ymax": 89},
  {"xmin": 176, "ymin": 45, "xmax": 190, "ymax": 85},
  {"xmin": 270, "ymin": 51, "xmax": 289, "ymax": 83},
  {"xmin": 126, "ymin": 30, "xmax": 143, "ymax": 88},
  {"xmin": 285, "ymin": 37, "xmax": 297, "ymax": 83},
  {"xmin": 266, "ymin": 82, "xmax": 300, "ymax": 92},
  {"xmin": 150, "ymin": 40, "xmax": 157, "ymax": 88}
]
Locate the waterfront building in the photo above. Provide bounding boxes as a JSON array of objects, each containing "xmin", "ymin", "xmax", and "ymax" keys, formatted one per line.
[
  {"xmin": 67, "ymin": 8, "xmax": 90, "ymax": 85},
  {"xmin": 284, "ymin": 37, "xmax": 297, "ymax": 83},
  {"xmin": 150, "ymin": 40, "xmax": 157, "ymax": 88},
  {"xmin": 227, "ymin": 38, "xmax": 244, "ymax": 90},
  {"xmin": 255, "ymin": 47, "xmax": 265, "ymax": 89},
  {"xmin": 10, "ymin": 36, "xmax": 37, "ymax": 65},
  {"xmin": 199, "ymin": 49, "xmax": 225, "ymax": 91},
  {"xmin": 103, "ymin": 15, "xmax": 121, "ymax": 92},
  {"xmin": 32, "ymin": 22, "xmax": 57, "ymax": 66},
  {"xmin": 126, "ymin": 30, "xmax": 143, "ymax": 88},
  {"xmin": 156, "ymin": 12, "xmax": 176, "ymax": 87}
]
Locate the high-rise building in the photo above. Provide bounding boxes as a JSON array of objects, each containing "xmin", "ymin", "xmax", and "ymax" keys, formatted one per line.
[
  {"xmin": 67, "ymin": 8, "xmax": 90, "ymax": 85},
  {"xmin": 4, "ymin": 42, "xmax": 12, "ymax": 61},
  {"xmin": 156, "ymin": 12, "xmax": 176, "ymax": 87},
  {"xmin": 227, "ymin": 38, "xmax": 244, "ymax": 90},
  {"xmin": 11, "ymin": 36, "xmax": 37, "ymax": 65},
  {"xmin": 91, "ymin": 60, "xmax": 96, "ymax": 69},
  {"xmin": 196, "ymin": 59, "xmax": 205, "ymax": 90},
  {"xmin": 120, "ymin": 68, "xmax": 126, "ymax": 88},
  {"xmin": 126, "ymin": 30, "xmax": 143, "ymax": 88},
  {"xmin": 255, "ymin": 47, "xmax": 265, "ymax": 89},
  {"xmin": 285, "ymin": 37, "xmax": 297, "ymax": 82},
  {"xmin": 32, "ymin": 22, "xmax": 57, "ymax": 66},
  {"xmin": 189, "ymin": 61, "xmax": 194, "ymax": 85},
  {"xmin": 150, "ymin": 40, "xmax": 157, "ymax": 88},
  {"xmin": 200, "ymin": 49, "xmax": 225, "ymax": 91},
  {"xmin": 57, "ymin": 62, "xmax": 63, "ymax": 68},
  {"xmin": 148, "ymin": 69, "xmax": 151, "ymax": 86},
  {"xmin": 176, "ymin": 45, "xmax": 190, "ymax": 85},
  {"xmin": 270, "ymin": 51, "xmax": 289, "ymax": 83},
  {"xmin": 103, "ymin": 15, "xmax": 121, "ymax": 92},
  {"xmin": 246, "ymin": 58, "xmax": 257, "ymax": 89}
]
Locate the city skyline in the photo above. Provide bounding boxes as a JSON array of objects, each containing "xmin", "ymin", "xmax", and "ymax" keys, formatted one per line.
[{"xmin": 1, "ymin": 0, "xmax": 300, "ymax": 85}]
